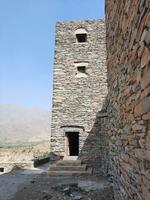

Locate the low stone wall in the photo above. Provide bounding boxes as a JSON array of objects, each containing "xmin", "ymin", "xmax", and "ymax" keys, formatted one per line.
[
  {"xmin": 0, "ymin": 162, "xmax": 34, "ymax": 173},
  {"xmin": 33, "ymin": 157, "xmax": 50, "ymax": 167},
  {"xmin": 105, "ymin": 0, "xmax": 150, "ymax": 199}
]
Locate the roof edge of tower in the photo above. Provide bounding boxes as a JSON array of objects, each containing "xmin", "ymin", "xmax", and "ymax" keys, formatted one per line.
[{"xmin": 56, "ymin": 18, "xmax": 105, "ymax": 25}]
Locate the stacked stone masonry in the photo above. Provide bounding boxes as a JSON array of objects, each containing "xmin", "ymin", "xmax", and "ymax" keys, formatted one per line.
[
  {"xmin": 51, "ymin": 1, "xmax": 150, "ymax": 198},
  {"xmin": 105, "ymin": 0, "xmax": 150, "ymax": 200},
  {"xmin": 51, "ymin": 20, "xmax": 108, "ymax": 175}
]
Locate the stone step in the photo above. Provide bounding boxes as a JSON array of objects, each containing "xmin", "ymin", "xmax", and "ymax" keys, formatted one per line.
[
  {"xmin": 57, "ymin": 160, "xmax": 82, "ymax": 166},
  {"xmin": 48, "ymin": 168, "xmax": 93, "ymax": 176},
  {"xmin": 63, "ymin": 156, "xmax": 78, "ymax": 160},
  {"xmin": 49, "ymin": 164, "xmax": 87, "ymax": 171}
]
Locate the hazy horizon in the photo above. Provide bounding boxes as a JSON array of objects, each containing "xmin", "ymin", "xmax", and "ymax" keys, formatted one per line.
[{"xmin": 0, "ymin": 103, "xmax": 51, "ymax": 144}]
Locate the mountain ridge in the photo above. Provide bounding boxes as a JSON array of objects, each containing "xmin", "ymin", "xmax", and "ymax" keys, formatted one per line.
[{"xmin": 0, "ymin": 104, "xmax": 51, "ymax": 144}]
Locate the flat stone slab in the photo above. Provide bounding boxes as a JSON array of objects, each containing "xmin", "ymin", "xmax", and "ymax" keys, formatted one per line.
[
  {"xmin": 48, "ymin": 168, "xmax": 93, "ymax": 176},
  {"xmin": 57, "ymin": 160, "xmax": 82, "ymax": 166},
  {"xmin": 63, "ymin": 156, "xmax": 78, "ymax": 160},
  {"xmin": 49, "ymin": 164, "xmax": 87, "ymax": 171}
]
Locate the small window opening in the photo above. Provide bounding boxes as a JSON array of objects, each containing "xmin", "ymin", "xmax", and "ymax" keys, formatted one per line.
[
  {"xmin": 77, "ymin": 66, "xmax": 86, "ymax": 73},
  {"xmin": 0, "ymin": 168, "xmax": 4, "ymax": 172},
  {"xmin": 76, "ymin": 34, "xmax": 87, "ymax": 43}
]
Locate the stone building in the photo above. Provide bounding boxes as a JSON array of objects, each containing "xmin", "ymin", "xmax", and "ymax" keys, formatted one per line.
[
  {"xmin": 51, "ymin": 20, "xmax": 108, "ymax": 173},
  {"xmin": 51, "ymin": 0, "xmax": 150, "ymax": 198}
]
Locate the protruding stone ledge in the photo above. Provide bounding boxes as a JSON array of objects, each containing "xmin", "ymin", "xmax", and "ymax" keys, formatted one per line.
[{"xmin": 96, "ymin": 111, "xmax": 107, "ymax": 118}]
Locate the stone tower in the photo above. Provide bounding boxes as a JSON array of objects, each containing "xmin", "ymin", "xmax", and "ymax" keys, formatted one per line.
[{"xmin": 51, "ymin": 20, "xmax": 107, "ymax": 171}]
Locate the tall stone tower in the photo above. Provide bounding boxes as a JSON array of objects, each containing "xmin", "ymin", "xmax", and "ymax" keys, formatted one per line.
[{"xmin": 51, "ymin": 20, "xmax": 107, "ymax": 171}]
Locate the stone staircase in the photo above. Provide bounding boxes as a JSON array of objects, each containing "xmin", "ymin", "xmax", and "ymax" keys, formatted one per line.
[{"xmin": 48, "ymin": 156, "xmax": 92, "ymax": 175}]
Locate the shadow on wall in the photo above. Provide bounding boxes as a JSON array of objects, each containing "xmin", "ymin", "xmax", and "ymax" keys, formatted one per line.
[
  {"xmin": 50, "ymin": 97, "xmax": 110, "ymax": 176},
  {"xmin": 78, "ymin": 97, "xmax": 109, "ymax": 176}
]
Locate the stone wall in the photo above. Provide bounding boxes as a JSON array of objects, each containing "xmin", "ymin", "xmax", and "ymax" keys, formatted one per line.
[
  {"xmin": 0, "ymin": 162, "xmax": 34, "ymax": 173},
  {"xmin": 51, "ymin": 20, "xmax": 108, "ymax": 174},
  {"xmin": 105, "ymin": 0, "xmax": 150, "ymax": 199}
]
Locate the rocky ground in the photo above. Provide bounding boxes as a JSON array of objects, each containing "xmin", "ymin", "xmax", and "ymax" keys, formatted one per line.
[{"xmin": 0, "ymin": 163, "xmax": 114, "ymax": 200}]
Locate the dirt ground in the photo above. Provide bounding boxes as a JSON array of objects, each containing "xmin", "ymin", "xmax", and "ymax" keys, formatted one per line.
[{"xmin": 0, "ymin": 164, "xmax": 114, "ymax": 200}]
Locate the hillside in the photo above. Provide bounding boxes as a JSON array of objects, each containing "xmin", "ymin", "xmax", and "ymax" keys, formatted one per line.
[{"xmin": 0, "ymin": 104, "xmax": 51, "ymax": 144}]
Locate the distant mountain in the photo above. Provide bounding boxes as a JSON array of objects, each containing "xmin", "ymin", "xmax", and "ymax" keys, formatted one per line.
[{"xmin": 0, "ymin": 104, "xmax": 51, "ymax": 144}]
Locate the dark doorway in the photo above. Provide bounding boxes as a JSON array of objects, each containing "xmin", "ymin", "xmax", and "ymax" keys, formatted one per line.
[
  {"xmin": 0, "ymin": 168, "xmax": 4, "ymax": 172},
  {"xmin": 66, "ymin": 132, "xmax": 79, "ymax": 156}
]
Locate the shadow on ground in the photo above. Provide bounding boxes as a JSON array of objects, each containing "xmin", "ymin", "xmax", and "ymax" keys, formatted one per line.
[{"xmin": 12, "ymin": 172, "xmax": 114, "ymax": 200}]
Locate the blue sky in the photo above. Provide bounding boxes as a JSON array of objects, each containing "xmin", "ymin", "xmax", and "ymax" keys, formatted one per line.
[{"xmin": 0, "ymin": 0, "xmax": 105, "ymax": 111}]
